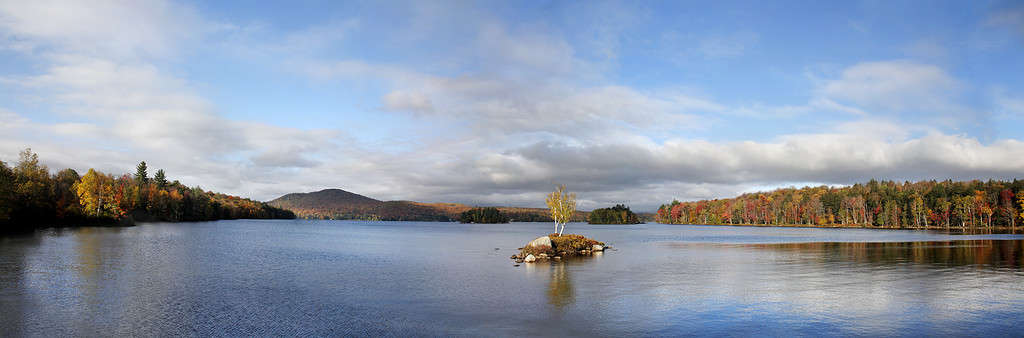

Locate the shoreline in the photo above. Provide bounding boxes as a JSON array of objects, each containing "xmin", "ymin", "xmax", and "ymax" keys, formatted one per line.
[{"xmin": 663, "ymin": 222, "xmax": 1024, "ymax": 233}]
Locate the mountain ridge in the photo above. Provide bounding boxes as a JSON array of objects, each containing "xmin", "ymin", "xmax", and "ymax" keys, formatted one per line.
[{"xmin": 267, "ymin": 188, "xmax": 588, "ymax": 222}]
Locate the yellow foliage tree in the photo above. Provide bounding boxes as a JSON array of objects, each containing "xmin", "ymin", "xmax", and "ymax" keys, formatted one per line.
[
  {"xmin": 545, "ymin": 184, "xmax": 576, "ymax": 235},
  {"xmin": 1018, "ymin": 191, "xmax": 1024, "ymax": 222},
  {"xmin": 74, "ymin": 169, "xmax": 119, "ymax": 218}
]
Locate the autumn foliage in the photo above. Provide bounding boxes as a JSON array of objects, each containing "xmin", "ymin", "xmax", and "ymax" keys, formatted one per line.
[
  {"xmin": 657, "ymin": 179, "xmax": 1024, "ymax": 229},
  {"xmin": 0, "ymin": 148, "xmax": 294, "ymax": 233}
]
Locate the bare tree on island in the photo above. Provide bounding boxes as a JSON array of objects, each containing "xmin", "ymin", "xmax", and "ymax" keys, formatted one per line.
[{"xmin": 546, "ymin": 184, "xmax": 577, "ymax": 235}]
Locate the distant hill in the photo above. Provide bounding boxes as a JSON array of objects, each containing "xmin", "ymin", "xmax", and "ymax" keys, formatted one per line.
[
  {"xmin": 269, "ymin": 188, "xmax": 382, "ymax": 210},
  {"xmin": 267, "ymin": 188, "xmax": 589, "ymax": 222}
]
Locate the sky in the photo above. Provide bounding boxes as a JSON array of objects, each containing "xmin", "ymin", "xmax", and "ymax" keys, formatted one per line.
[{"xmin": 1, "ymin": 0, "xmax": 1023, "ymax": 211}]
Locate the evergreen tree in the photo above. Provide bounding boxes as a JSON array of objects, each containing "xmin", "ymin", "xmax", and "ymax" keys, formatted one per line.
[
  {"xmin": 459, "ymin": 207, "xmax": 510, "ymax": 223},
  {"xmin": 134, "ymin": 161, "xmax": 149, "ymax": 185},
  {"xmin": 154, "ymin": 169, "xmax": 168, "ymax": 188},
  {"xmin": 0, "ymin": 161, "xmax": 14, "ymax": 224},
  {"xmin": 589, "ymin": 204, "xmax": 641, "ymax": 224}
]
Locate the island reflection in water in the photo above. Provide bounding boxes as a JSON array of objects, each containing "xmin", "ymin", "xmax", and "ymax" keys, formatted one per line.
[{"xmin": 545, "ymin": 252, "xmax": 606, "ymax": 308}]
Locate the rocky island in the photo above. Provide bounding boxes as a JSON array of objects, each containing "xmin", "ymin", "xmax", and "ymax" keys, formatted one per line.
[{"xmin": 511, "ymin": 233, "xmax": 608, "ymax": 264}]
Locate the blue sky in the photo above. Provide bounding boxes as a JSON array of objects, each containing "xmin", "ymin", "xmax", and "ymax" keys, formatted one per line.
[{"xmin": 1, "ymin": 0, "xmax": 1023, "ymax": 210}]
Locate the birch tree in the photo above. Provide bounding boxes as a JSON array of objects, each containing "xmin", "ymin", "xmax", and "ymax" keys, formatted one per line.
[{"xmin": 546, "ymin": 184, "xmax": 576, "ymax": 235}]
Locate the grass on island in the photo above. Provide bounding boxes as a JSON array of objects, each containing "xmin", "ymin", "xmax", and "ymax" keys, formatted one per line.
[{"xmin": 520, "ymin": 233, "xmax": 605, "ymax": 258}]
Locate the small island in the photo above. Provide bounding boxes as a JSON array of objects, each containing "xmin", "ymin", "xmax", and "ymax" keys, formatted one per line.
[
  {"xmin": 588, "ymin": 204, "xmax": 642, "ymax": 224},
  {"xmin": 459, "ymin": 207, "xmax": 510, "ymax": 223},
  {"xmin": 511, "ymin": 233, "xmax": 607, "ymax": 263},
  {"xmin": 511, "ymin": 185, "xmax": 609, "ymax": 265}
]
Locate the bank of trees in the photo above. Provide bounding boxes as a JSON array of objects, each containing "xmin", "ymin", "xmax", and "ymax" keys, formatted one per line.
[
  {"xmin": 1, "ymin": 148, "xmax": 294, "ymax": 233},
  {"xmin": 588, "ymin": 204, "xmax": 641, "ymax": 224},
  {"xmin": 458, "ymin": 207, "xmax": 510, "ymax": 223},
  {"xmin": 657, "ymin": 179, "xmax": 1024, "ymax": 229}
]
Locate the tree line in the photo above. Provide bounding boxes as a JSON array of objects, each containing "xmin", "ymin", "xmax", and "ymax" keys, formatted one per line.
[
  {"xmin": 588, "ymin": 204, "xmax": 641, "ymax": 224},
  {"xmin": 0, "ymin": 148, "xmax": 294, "ymax": 233},
  {"xmin": 458, "ymin": 207, "xmax": 510, "ymax": 223},
  {"xmin": 657, "ymin": 179, "xmax": 1024, "ymax": 229}
]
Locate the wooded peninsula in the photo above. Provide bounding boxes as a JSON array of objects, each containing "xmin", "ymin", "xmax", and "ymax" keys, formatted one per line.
[
  {"xmin": 657, "ymin": 179, "xmax": 1024, "ymax": 230},
  {"xmin": 0, "ymin": 149, "xmax": 295, "ymax": 233}
]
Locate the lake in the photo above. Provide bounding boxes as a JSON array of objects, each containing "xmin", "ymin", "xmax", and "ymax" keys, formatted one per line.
[{"xmin": 2, "ymin": 220, "xmax": 1023, "ymax": 336}]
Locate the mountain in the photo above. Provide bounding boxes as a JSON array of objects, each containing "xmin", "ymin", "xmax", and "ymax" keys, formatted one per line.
[
  {"xmin": 267, "ymin": 188, "xmax": 589, "ymax": 222},
  {"xmin": 270, "ymin": 188, "xmax": 382, "ymax": 210}
]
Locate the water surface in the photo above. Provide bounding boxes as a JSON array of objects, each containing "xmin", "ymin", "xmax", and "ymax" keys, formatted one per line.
[{"xmin": 1, "ymin": 221, "xmax": 1023, "ymax": 336}]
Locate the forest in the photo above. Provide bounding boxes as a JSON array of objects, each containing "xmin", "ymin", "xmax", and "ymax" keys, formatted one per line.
[
  {"xmin": 0, "ymin": 149, "xmax": 294, "ymax": 233},
  {"xmin": 458, "ymin": 207, "xmax": 510, "ymax": 224},
  {"xmin": 588, "ymin": 204, "xmax": 642, "ymax": 224},
  {"xmin": 657, "ymin": 179, "xmax": 1024, "ymax": 229}
]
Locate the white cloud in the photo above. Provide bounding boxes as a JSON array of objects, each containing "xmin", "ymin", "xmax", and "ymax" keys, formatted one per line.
[
  {"xmin": 0, "ymin": 0, "xmax": 208, "ymax": 59},
  {"xmin": 382, "ymin": 91, "xmax": 434, "ymax": 113},
  {"xmin": 819, "ymin": 60, "xmax": 961, "ymax": 113}
]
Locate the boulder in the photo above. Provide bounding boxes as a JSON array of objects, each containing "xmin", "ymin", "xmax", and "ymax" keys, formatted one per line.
[
  {"xmin": 527, "ymin": 236, "xmax": 552, "ymax": 248},
  {"xmin": 524, "ymin": 254, "xmax": 537, "ymax": 263},
  {"xmin": 592, "ymin": 244, "xmax": 604, "ymax": 252}
]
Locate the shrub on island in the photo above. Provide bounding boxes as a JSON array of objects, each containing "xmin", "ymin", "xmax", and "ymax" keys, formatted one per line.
[
  {"xmin": 458, "ymin": 207, "xmax": 510, "ymax": 224},
  {"xmin": 588, "ymin": 204, "xmax": 641, "ymax": 224},
  {"xmin": 514, "ymin": 233, "xmax": 606, "ymax": 262}
]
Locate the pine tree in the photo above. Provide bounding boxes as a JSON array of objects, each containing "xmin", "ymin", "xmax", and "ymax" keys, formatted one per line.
[
  {"xmin": 154, "ymin": 169, "xmax": 167, "ymax": 189},
  {"xmin": 134, "ymin": 161, "xmax": 149, "ymax": 185}
]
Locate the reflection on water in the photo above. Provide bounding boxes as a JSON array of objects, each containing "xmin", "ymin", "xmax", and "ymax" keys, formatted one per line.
[
  {"xmin": 74, "ymin": 228, "xmax": 102, "ymax": 308},
  {"xmin": 697, "ymin": 240, "xmax": 1024, "ymax": 269},
  {"xmin": 2, "ymin": 221, "xmax": 1023, "ymax": 336},
  {"xmin": 546, "ymin": 262, "xmax": 574, "ymax": 308}
]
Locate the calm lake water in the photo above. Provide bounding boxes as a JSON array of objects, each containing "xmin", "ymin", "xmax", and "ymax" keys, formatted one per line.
[{"xmin": 2, "ymin": 220, "xmax": 1024, "ymax": 337}]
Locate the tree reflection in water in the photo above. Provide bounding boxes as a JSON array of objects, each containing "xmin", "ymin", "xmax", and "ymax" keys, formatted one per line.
[
  {"xmin": 735, "ymin": 240, "xmax": 1024, "ymax": 269},
  {"xmin": 546, "ymin": 262, "xmax": 574, "ymax": 308}
]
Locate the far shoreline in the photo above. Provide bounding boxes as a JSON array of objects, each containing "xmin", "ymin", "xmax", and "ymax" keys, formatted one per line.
[{"xmin": 664, "ymin": 222, "xmax": 1024, "ymax": 233}]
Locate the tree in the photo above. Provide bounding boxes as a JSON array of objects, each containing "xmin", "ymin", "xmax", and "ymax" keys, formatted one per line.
[
  {"xmin": 998, "ymin": 189, "xmax": 1015, "ymax": 228},
  {"xmin": 936, "ymin": 197, "xmax": 952, "ymax": 228},
  {"xmin": 459, "ymin": 207, "xmax": 509, "ymax": 223},
  {"xmin": 53, "ymin": 168, "xmax": 81, "ymax": 219},
  {"xmin": 75, "ymin": 168, "xmax": 120, "ymax": 218},
  {"xmin": 0, "ymin": 160, "xmax": 14, "ymax": 224},
  {"xmin": 134, "ymin": 161, "xmax": 149, "ymax": 185},
  {"xmin": 14, "ymin": 148, "xmax": 53, "ymax": 221},
  {"xmin": 589, "ymin": 204, "xmax": 640, "ymax": 224},
  {"xmin": 545, "ymin": 184, "xmax": 576, "ymax": 235},
  {"xmin": 154, "ymin": 169, "xmax": 168, "ymax": 189},
  {"xmin": 910, "ymin": 194, "xmax": 925, "ymax": 227},
  {"xmin": 1019, "ymin": 191, "xmax": 1024, "ymax": 224}
]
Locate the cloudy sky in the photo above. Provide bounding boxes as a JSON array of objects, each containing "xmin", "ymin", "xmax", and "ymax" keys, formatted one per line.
[{"xmin": 1, "ymin": 1, "xmax": 1023, "ymax": 211}]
